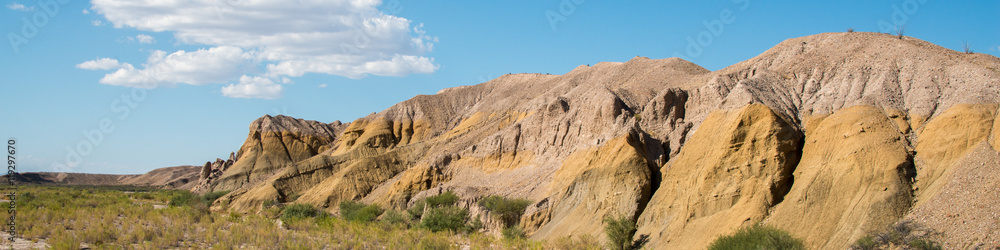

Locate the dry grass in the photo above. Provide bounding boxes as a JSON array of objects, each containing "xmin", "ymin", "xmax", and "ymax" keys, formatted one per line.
[{"xmin": 9, "ymin": 185, "xmax": 574, "ymax": 249}]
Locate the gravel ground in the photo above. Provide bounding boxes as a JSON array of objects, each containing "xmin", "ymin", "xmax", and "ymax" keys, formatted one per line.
[{"xmin": 906, "ymin": 142, "xmax": 1000, "ymax": 249}]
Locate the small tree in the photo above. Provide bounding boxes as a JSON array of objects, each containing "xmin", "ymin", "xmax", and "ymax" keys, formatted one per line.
[
  {"xmin": 963, "ymin": 41, "xmax": 973, "ymax": 54},
  {"xmin": 895, "ymin": 25, "xmax": 906, "ymax": 39},
  {"xmin": 479, "ymin": 195, "xmax": 532, "ymax": 228},
  {"xmin": 604, "ymin": 214, "xmax": 637, "ymax": 250}
]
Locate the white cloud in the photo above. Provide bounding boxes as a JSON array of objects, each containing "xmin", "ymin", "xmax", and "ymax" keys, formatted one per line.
[
  {"xmin": 222, "ymin": 76, "xmax": 284, "ymax": 99},
  {"xmin": 92, "ymin": 20, "xmax": 104, "ymax": 26},
  {"xmin": 84, "ymin": 0, "xmax": 439, "ymax": 98},
  {"xmin": 76, "ymin": 58, "xmax": 122, "ymax": 70},
  {"xmin": 135, "ymin": 34, "xmax": 155, "ymax": 44},
  {"xmin": 98, "ymin": 46, "xmax": 258, "ymax": 88},
  {"xmin": 82, "ymin": 9, "xmax": 89, "ymax": 14},
  {"xmin": 6, "ymin": 3, "xmax": 32, "ymax": 11},
  {"xmin": 318, "ymin": 84, "xmax": 328, "ymax": 88}
]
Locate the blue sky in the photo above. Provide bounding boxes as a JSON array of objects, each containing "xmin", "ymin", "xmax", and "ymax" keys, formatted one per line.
[{"xmin": 2, "ymin": 0, "xmax": 998, "ymax": 174}]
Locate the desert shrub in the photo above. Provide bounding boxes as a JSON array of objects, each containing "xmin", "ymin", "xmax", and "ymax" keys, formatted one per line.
[
  {"xmin": 708, "ymin": 224, "xmax": 805, "ymax": 250},
  {"xmin": 407, "ymin": 199, "xmax": 427, "ymax": 219},
  {"xmin": 408, "ymin": 191, "xmax": 460, "ymax": 220},
  {"xmin": 135, "ymin": 192, "xmax": 154, "ymax": 200},
  {"xmin": 503, "ymin": 226, "xmax": 526, "ymax": 239},
  {"xmin": 425, "ymin": 191, "xmax": 459, "ymax": 207},
  {"xmin": 850, "ymin": 220, "xmax": 941, "ymax": 250},
  {"xmin": 280, "ymin": 203, "xmax": 323, "ymax": 220},
  {"xmin": 604, "ymin": 214, "xmax": 637, "ymax": 250},
  {"xmin": 168, "ymin": 191, "xmax": 197, "ymax": 207},
  {"xmin": 420, "ymin": 206, "xmax": 468, "ymax": 233},
  {"xmin": 340, "ymin": 200, "xmax": 384, "ymax": 223},
  {"xmin": 467, "ymin": 217, "xmax": 484, "ymax": 233},
  {"xmin": 381, "ymin": 209, "xmax": 407, "ymax": 225},
  {"xmin": 479, "ymin": 195, "xmax": 532, "ymax": 228},
  {"xmin": 548, "ymin": 235, "xmax": 602, "ymax": 250},
  {"xmin": 854, "ymin": 235, "xmax": 878, "ymax": 250},
  {"xmin": 201, "ymin": 191, "xmax": 229, "ymax": 205}
]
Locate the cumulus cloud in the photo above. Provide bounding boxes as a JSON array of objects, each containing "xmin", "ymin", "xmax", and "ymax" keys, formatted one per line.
[
  {"xmin": 92, "ymin": 20, "xmax": 103, "ymax": 26},
  {"xmin": 222, "ymin": 76, "xmax": 283, "ymax": 99},
  {"xmin": 135, "ymin": 34, "xmax": 155, "ymax": 44},
  {"xmin": 318, "ymin": 84, "xmax": 328, "ymax": 88},
  {"xmin": 76, "ymin": 58, "xmax": 122, "ymax": 70},
  {"xmin": 6, "ymin": 3, "xmax": 32, "ymax": 11},
  {"xmin": 99, "ymin": 46, "xmax": 258, "ymax": 88},
  {"xmin": 82, "ymin": 0, "xmax": 439, "ymax": 99}
]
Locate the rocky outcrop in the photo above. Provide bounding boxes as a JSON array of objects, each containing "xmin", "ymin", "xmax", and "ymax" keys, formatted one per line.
[
  {"xmin": 767, "ymin": 105, "xmax": 915, "ymax": 249},
  {"xmin": 199, "ymin": 32, "xmax": 1000, "ymax": 249},
  {"xmin": 635, "ymin": 104, "xmax": 802, "ymax": 248},
  {"xmin": 198, "ymin": 115, "xmax": 348, "ymax": 194}
]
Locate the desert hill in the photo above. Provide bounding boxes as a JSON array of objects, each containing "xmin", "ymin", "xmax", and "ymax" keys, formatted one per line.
[
  {"xmin": 12, "ymin": 165, "xmax": 201, "ymax": 189},
  {"xmin": 193, "ymin": 32, "xmax": 999, "ymax": 249}
]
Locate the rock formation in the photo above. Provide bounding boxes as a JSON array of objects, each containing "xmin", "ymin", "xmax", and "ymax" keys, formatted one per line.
[{"xmin": 197, "ymin": 32, "xmax": 1000, "ymax": 249}]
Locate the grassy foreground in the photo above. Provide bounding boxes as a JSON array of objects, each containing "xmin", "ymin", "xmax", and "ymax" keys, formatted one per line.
[{"xmin": 5, "ymin": 185, "xmax": 598, "ymax": 249}]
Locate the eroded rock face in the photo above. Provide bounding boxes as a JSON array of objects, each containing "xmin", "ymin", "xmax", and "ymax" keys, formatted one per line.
[
  {"xmin": 635, "ymin": 104, "xmax": 802, "ymax": 249},
  {"xmin": 912, "ymin": 104, "xmax": 997, "ymax": 206},
  {"xmin": 196, "ymin": 33, "xmax": 1000, "ymax": 248},
  {"xmin": 528, "ymin": 132, "xmax": 653, "ymax": 241},
  {"xmin": 198, "ymin": 115, "xmax": 348, "ymax": 194},
  {"xmin": 768, "ymin": 106, "xmax": 914, "ymax": 249}
]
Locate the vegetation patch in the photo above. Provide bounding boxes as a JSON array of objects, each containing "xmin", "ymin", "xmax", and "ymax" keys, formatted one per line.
[
  {"xmin": 604, "ymin": 214, "xmax": 638, "ymax": 250},
  {"xmin": 708, "ymin": 224, "xmax": 805, "ymax": 250},
  {"xmin": 339, "ymin": 200, "xmax": 383, "ymax": 223},
  {"xmin": 281, "ymin": 203, "xmax": 325, "ymax": 220},
  {"xmin": 851, "ymin": 220, "xmax": 941, "ymax": 250},
  {"xmin": 479, "ymin": 195, "xmax": 532, "ymax": 228},
  {"xmin": 16, "ymin": 185, "xmax": 547, "ymax": 248}
]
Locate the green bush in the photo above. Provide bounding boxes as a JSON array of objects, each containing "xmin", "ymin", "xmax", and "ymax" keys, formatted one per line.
[
  {"xmin": 420, "ymin": 206, "xmax": 468, "ymax": 233},
  {"xmin": 339, "ymin": 200, "xmax": 384, "ymax": 223},
  {"xmin": 604, "ymin": 214, "xmax": 637, "ymax": 250},
  {"xmin": 708, "ymin": 224, "xmax": 805, "ymax": 250},
  {"xmin": 503, "ymin": 226, "xmax": 526, "ymax": 239},
  {"xmin": 201, "ymin": 191, "xmax": 230, "ymax": 206},
  {"xmin": 407, "ymin": 199, "xmax": 427, "ymax": 219},
  {"xmin": 479, "ymin": 195, "xmax": 532, "ymax": 228},
  {"xmin": 280, "ymin": 203, "xmax": 323, "ymax": 220},
  {"xmin": 168, "ymin": 192, "xmax": 197, "ymax": 207},
  {"xmin": 381, "ymin": 209, "xmax": 407, "ymax": 225},
  {"xmin": 408, "ymin": 191, "xmax": 460, "ymax": 220},
  {"xmin": 426, "ymin": 191, "xmax": 459, "ymax": 207}
]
